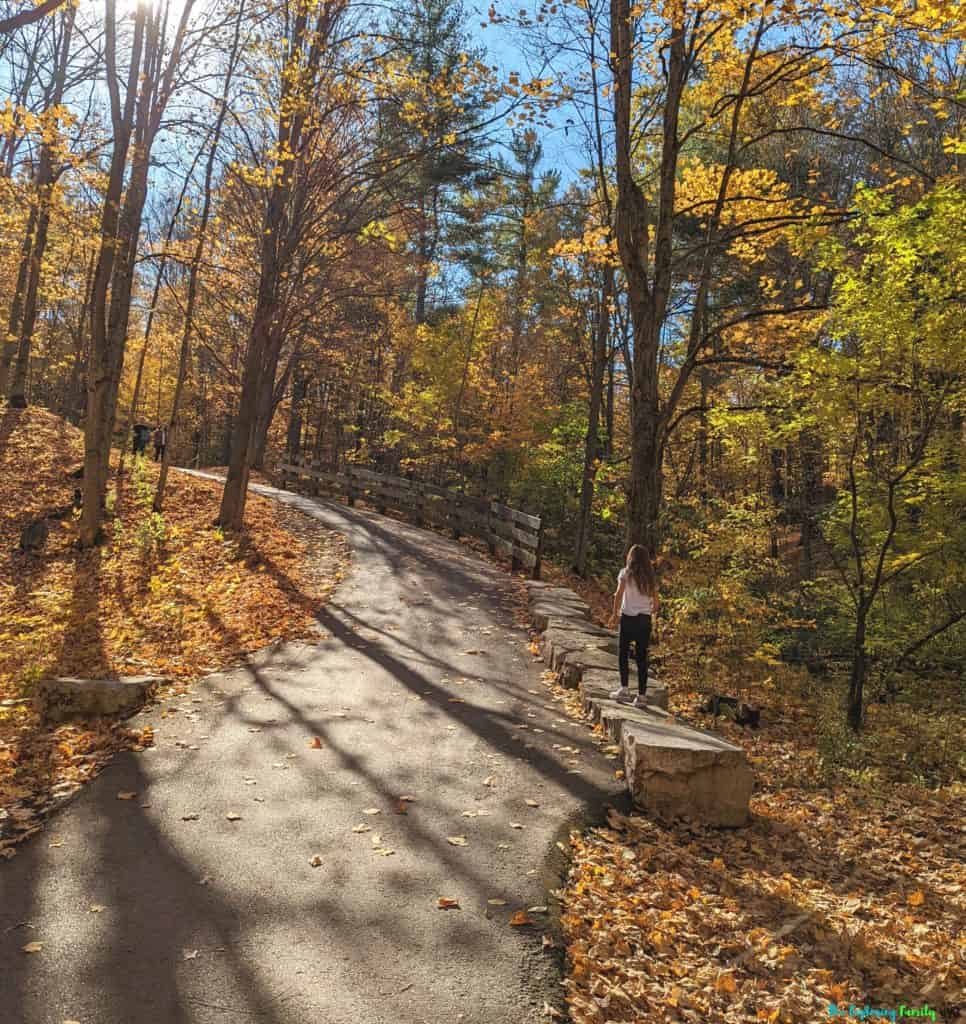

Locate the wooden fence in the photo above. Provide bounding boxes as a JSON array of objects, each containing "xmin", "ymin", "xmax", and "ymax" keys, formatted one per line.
[{"xmin": 274, "ymin": 458, "xmax": 543, "ymax": 578}]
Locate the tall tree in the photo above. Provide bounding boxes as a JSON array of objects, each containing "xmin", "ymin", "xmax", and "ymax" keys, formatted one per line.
[{"xmin": 79, "ymin": 0, "xmax": 197, "ymax": 545}]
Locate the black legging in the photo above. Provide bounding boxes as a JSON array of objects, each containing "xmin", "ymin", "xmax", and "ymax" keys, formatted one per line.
[{"xmin": 619, "ymin": 613, "xmax": 651, "ymax": 692}]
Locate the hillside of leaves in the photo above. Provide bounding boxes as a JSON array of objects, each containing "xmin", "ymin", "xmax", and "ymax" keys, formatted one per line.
[
  {"xmin": 540, "ymin": 647, "xmax": 965, "ymax": 1024},
  {"xmin": 0, "ymin": 405, "xmax": 348, "ymax": 857}
]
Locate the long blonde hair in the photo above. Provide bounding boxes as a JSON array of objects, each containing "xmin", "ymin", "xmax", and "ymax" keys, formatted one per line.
[{"xmin": 626, "ymin": 544, "xmax": 657, "ymax": 597}]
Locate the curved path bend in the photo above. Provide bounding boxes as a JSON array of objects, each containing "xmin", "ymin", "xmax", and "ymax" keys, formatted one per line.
[{"xmin": 1, "ymin": 479, "xmax": 620, "ymax": 1024}]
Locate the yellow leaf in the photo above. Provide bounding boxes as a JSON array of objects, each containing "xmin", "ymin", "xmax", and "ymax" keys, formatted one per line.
[
  {"xmin": 907, "ymin": 890, "xmax": 924, "ymax": 906},
  {"xmin": 715, "ymin": 972, "xmax": 737, "ymax": 994}
]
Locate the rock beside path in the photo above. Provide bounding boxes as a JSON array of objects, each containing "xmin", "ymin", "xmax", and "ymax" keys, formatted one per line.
[
  {"xmin": 621, "ymin": 709, "xmax": 753, "ymax": 827},
  {"xmin": 36, "ymin": 676, "xmax": 160, "ymax": 722}
]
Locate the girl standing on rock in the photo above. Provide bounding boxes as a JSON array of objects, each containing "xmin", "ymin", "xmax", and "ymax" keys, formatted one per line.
[{"xmin": 609, "ymin": 544, "xmax": 659, "ymax": 708}]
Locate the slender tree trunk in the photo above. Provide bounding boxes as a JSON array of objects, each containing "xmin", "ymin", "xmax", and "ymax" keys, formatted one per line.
[
  {"xmin": 848, "ymin": 604, "xmax": 868, "ymax": 730},
  {"xmin": 1, "ymin": 205, "xmax": 37, "ymax": 399},
  {"xmin": 62, "ymin": 252, "xmax": 95, "ymax": 422},
  {"xmin": 7, "ymin": 199, "xmax": 52, "ymax": 407},
  {"xmin": 8, "ymin": 6, "xmax": 74, "ymax": 408},
  {"xmin": 574, "ymin": 264, "xmax": 612, "ymax": 575},
  {"xmin": 287, "ymin": 358, "xmax": 307, "ymax": 464}
]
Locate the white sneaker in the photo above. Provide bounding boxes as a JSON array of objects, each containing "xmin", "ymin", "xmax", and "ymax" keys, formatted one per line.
[{"xmin": 610, "ymin": 687, "xmax": 633, "ymax": 704}]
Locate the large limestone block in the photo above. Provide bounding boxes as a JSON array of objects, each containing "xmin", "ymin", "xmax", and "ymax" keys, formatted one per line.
[
  {"xmin": 531, "ymin": 602, "xmax": 591, "ymax": 631},
  {"xmin": 598, "ymin": 700, "xmax": 678, "ymax": 740},
  {"xmin": 526, "ymin": 584, "xmax": 590, "ymax": 612},
  {"xmin": 36, "ymin": 676, "xmax": 159, "ymax": 722},
  {"xmin": 544, "ymin": 630, "xmax": 616, "ymax": 672},
  {"xmin": 579, "ymin": 668, "xmax": 667, "ymax": 715},
  {"xmin": 559, "ymin": 647, "xmax": 620, "ymax": 688},
  {"xmin": 621, "ymin": 710, "xmax": 752, "ymax": 827},
  {"xmin": 543, "ymin": 618, "xmax": 611, "ymax": 638}
]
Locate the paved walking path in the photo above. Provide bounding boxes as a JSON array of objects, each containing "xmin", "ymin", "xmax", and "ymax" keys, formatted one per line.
[{"xmin": 1, "ymin": 481, "xmax": 620, "ymax": 1024}]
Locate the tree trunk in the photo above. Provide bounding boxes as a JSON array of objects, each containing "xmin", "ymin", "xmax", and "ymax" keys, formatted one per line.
[
  {"xmin": 9, "ymin": 200, "xmax": 52, "ymax": 407},
  {"xmin": 1, "ymin": 205, "xmax": 37, "ymax": 399},
  {"xmin": 609, "ymin": 0, "xmax": 684, "ymax": 549},
  {"xmin": 61, "ymin": 253, "xmax": 95, "ymax": 422},
  {"xmin": 799, "ymin": 428, "xmax": 822, "ymax": 580},
  {"xmin": 287, "ymin": 358, "xmax": 307, "ymax": 464},
  {"xmin": 574, "ymin": 264, "xmax": 611, "ymax": 575},
  {"xmin": 8, "ymin": 6, "xmax": 74, "ymax": 409},
  {"xmin": 627, "ymin": 397, "xmax": 664, "ymax": 552},
  {"xmin": 848, "ymin": 606, "xmax": 868, "ymax": 731}
]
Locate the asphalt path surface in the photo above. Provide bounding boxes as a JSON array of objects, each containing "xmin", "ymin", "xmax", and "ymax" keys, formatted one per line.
[{"xmin": 1, "ymin": 480, "xmax": 621, "ymax": 1024}]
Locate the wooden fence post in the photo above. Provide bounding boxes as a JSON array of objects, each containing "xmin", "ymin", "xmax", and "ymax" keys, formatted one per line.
[{"xmin": 532, "ymin": 518, "xmax": 544, "ymax": 580}]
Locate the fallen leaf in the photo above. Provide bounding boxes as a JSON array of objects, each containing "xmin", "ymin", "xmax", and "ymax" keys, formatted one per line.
[
  {"xmin": 22, "ymin": 942, "xmax": 43, "ymax": 954},
  {"xmin": 116, "ymin": 791, "xmax": 137, "ymax": 801},
  {"xmin": 395, "ymin": 801, "xmax": 409, "ymax": 814},
  {"xmin": 225, "ymin": 812, "xmax": 242, "ymax": 821},
  {"xmin": 447, "ymin": 836, "xmax": 468, "ymax": 847},
  {"xmin": 509, "ymin": 822, "xmax": 525, "ymax": 830},
  {"xmin": 181, "ymin": 813, "xmax": 200, "ymax": 821},
  {"xmin": 715, "ymin": 972, "xmax": 737, "ymax": 994},
  {"xmin": 509, "ymin": 911, "xmax": 534, "ymax": 927},
  {"xmin": 438, "ymin": 897, "xmax": 461, "ymax": 910},
  {"xmin": 309, "ymin": 855, "xmax": 323, "ymax": 867},
  {"xmin": 362, "ymin": 807, "xmax": 381, "ymax": 815},
  {"xmin": 309, "ymin": 737, "xmax": 322, "ymax": 749},
  {"xmin": 483, "ymin": 775, "xmax": 496, "ymax": 787},
  {"xmin": 183, "ymin": 949, "xmax": 199, "ymax": 961},
  {"xmin": 907, "ymin": 890, "xmax": 924, "ymax": 906},
  {"xmin": 525, "ymin": 799, "xmax": 540, "ymax": 807},
  {"xmin": 89, "ymin": 904, "xmax": 106, "ymax": 913},
  {"xmin": 487, "ymin": 898, "xmax": 507, "ymax": 906},
  {"xmin": 352, "ymin": 824, "xmax": 372, "ymax": 833}
]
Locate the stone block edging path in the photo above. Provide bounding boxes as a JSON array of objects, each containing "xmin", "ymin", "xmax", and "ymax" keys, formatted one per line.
[{"xmin": 523, "ymin": 580, "xmax": 753, "ymax": 827}]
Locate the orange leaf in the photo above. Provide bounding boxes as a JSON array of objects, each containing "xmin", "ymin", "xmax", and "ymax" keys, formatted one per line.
[
  {"xmin": 509, "ymin": 911, "xmax": 533, "ymax": 927},
  {"xmin": 437, "ymin": 897, "xmax": 460, "ymax": 910}
]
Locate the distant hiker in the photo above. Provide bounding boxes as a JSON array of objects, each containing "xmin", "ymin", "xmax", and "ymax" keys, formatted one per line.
[
  {"xmin": 609, "ymin": 544, "xmax": 659, "ymax": 709},
  {"xmin": 132, "ymin": 423, "xmax": 152, "ymax": 456},
  {"xmin": 153, "ymin": 424, "xmax": 167, "ymax": 462}
]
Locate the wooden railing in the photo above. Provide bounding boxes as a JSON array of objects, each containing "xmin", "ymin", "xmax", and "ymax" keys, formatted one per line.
[{"xmin": 274, "ymin": 458, "xmax": 543, "ymax": 578}]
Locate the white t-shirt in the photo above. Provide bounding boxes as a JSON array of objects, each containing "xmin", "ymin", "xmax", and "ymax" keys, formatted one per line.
[{"xmin": 618, "ymin": 567, "xmax": 654, "ymax": 616}]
